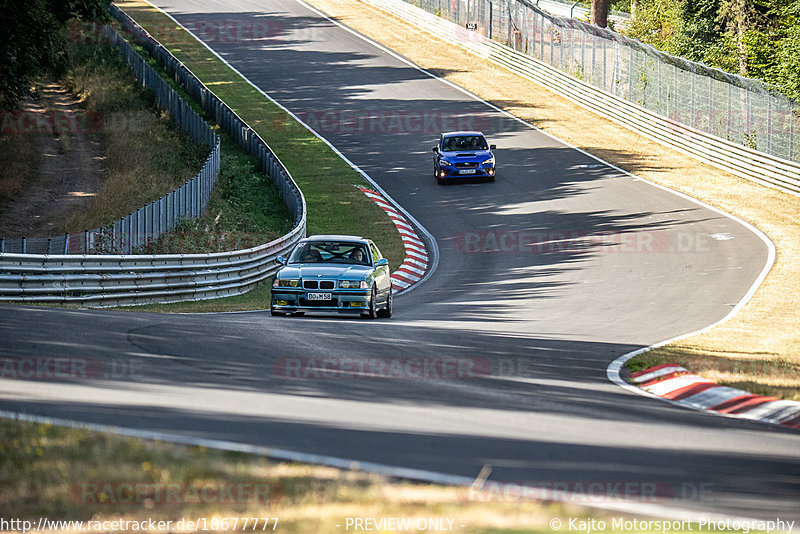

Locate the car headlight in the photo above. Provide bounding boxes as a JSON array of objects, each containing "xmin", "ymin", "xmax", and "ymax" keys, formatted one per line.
[
  {"xmin": 481, "ymin": 157, "xmax": 495, "ymax": 166},
  {"xmin": 439, "ymin": 159, "xmax": 453, "ymax": 166},
  {"xmin": 274, "ymin": 279, "xmax": 300, "ymax": 288},
  {"xmin": 340, "ymin": 280, "xmax": 367, "ymax": 289}
]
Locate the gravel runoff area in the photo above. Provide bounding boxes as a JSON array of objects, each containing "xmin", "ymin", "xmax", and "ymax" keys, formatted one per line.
[{"xmin": 304, "ymin": 0, "xmax": 800, "ymax": 401}]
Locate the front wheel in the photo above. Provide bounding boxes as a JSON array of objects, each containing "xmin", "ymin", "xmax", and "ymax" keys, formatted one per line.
[
  {"xmin": 377, "ymin": 288, "xmax": 392, "ymax": 318},
  {"xmin": 361, "ymin": 286, "xmax": 377, "ymax": 319}
]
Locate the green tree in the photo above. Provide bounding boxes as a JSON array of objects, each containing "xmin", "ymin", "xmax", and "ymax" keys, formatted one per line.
[
  {"xmin": 765, "ymin": 1, "xmax": 800, "ymax": 101},
  {"xmin": 670, "ymin": 0, "xmax": 719, "ymax": 61},
  {"xmin": 625, "ymin": 0, "xmax": 800, "ymax": 102},
  {"xmin": 625, "ymin": 0, "xmax": 684, "ymax": 51},
  {"xmin": 0, "ymin": 0, "xmax": 110, "ymax": 109}
]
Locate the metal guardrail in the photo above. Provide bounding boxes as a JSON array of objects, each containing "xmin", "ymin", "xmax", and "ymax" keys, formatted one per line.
[
  {"xmin": 0, "ymin": 8, "xmax": 307, "ymax": 307},
  {"xmin": 0, "ymin": 228, "xmax": 303, "ymax": 306},
  {"xmin": 367, "ymin": 0, "xmax": 800, "ymax": 195}
]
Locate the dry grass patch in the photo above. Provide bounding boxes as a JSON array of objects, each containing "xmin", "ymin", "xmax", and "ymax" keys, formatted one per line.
[
  {"xmin": 305, "ymin": 0, "xmax": 800, "ymax": 400},
  {"xmin": 61, "ymin": 42, "xmax": 208, "ymax": 232},
  {"xmin": 0, "ymin": 130, "xmax": 39, "ymax": 207},
  {"xmin": 1, "ymin": 418, "xmax": 596, "ymax": 534}
]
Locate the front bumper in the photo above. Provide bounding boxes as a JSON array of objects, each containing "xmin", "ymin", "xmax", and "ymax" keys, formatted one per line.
[
  {"xmin": 271, "ymin": 289, "xmax": 371, "ymax": 314},
  {"xmin": 436, "ymin": 165, "xmax": 495, "ymax": 178}
]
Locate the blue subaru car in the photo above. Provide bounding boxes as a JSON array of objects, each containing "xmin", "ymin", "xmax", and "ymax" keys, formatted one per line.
[{"xmin": 432, "ymin": 131, "xmax": 496, "ymax": 184}]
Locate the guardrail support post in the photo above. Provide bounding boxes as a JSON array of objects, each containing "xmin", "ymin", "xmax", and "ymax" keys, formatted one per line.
[{"xmin": 488, "ymin": 1, "xmax": 493, "ymax": 39}]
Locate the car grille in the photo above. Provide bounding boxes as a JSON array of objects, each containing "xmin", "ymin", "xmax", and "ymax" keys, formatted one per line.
[
  {"xmin": 455, "ymin": 162, "xmax": 478, "ymax": 168},
  {"xmin": 303, "ymin": 280, "xmax": 335, "ymax": 289}
]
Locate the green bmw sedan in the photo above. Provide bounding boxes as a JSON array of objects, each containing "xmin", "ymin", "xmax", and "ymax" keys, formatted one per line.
[{"xmin": 271, "ymin": 235, "xmax": 392, "ymax": 319}]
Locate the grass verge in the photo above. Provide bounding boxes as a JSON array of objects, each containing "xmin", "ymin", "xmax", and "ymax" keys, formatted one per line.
[
  {"xmin": 114, "ymin": 0, "xmax": 406, "ymax": 268},
  {"xmin": 3, "ymin": 416, "xmax": 746, "ymax": 534},
  {"xmin": 303, "ymin": 0, "xmax": 800, "ymax": 400},
  {"xmin": 129, "ymin": 283, "xmax": 272, "ymax": 313}
]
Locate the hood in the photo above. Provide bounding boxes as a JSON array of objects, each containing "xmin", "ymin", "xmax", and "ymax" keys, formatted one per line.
[
  {"xmin": 278, "ymin": 263, "xmax": 373, "ymax": 279},
  {"xmin": 443, "ymin": 149, "xmax": 493, "ymax": 160}
]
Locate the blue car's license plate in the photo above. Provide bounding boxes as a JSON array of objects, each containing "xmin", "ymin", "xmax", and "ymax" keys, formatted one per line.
[
  {"xmin": 459, "ymin": 169, "xmax": 476, "ymax": 174},
  {"xmin": 306, "ymin": 292, "xmax": 332, "ymax": 300}
]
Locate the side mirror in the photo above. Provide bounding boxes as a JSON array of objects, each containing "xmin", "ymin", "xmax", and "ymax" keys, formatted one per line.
[
  {"xmin": 375, "ymin": 258, "xmax": 389, "ymax": 268},
  {"xmin": 432, "ymin": 146, "xmax": 439, "ymax": 153},
  {"xmin": 490, "ymin": 144, "xmax": 496, "ymax": 150},
  {"xmin": 276, "ymin": 255, "xmax": 287, "ymax": 265}
]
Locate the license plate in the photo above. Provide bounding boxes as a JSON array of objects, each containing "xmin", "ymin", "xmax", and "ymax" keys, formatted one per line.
[
  {"xmin": 459, "ymin": 169, "xmax": 477, "ymax": 174},
  {"xmin": 306, "ymin": 292, "xmax": 331, "ymax": 300}
]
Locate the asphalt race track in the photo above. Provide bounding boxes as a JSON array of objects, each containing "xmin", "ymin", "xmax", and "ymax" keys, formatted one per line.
[{"xmin": 2, "ymin": 0, "xmax": 799, "ymax": 523}]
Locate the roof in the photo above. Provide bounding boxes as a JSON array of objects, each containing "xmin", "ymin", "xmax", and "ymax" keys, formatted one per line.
[
  {"xmin": 303, "ymin": 234, "xmax": 368, "ymax": 243},
  {"xmin": 441, "ymin": 131, "xmax": 485, "ymax": 137}
]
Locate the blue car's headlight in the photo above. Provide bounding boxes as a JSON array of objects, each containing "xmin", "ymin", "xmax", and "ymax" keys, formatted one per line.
[
  {"xmin": 340, "ymin": 280, "xmax": 367, "ymax": 289},
  {"xmin": 439, "ymin": 159, "xmax": 454, "ymax": 166},
  {"xmin": 481, "ymin": 157, "xmax": 495, "ymax": 166},
  {"xmin": 274, "ymin": 278, "xmax": 300, "ymax": 288}
]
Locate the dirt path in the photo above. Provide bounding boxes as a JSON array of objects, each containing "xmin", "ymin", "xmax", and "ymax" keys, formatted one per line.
[{"xmin": 0, "ymin": 81, "xmax": 106, "ymax": 238}]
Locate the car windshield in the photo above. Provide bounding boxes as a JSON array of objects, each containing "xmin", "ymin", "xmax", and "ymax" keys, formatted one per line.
[
  {"xmin": 441, "ymin": 135, "xmax": 488, "ymax": 152},
  {"xmin": 288, "ymin": 241, "xmax": 370, "ymax": 265}
]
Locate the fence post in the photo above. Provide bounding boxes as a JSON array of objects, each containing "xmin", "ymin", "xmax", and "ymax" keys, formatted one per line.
[{"xmin": 690, "ymin": 71, "xmax": 696, "ymax": 129}]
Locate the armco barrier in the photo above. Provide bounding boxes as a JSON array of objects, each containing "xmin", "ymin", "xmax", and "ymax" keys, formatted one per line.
[
  {"xmin": 363, "ymin": 0, "xmax": 800, "ymax": 195},
  {"xmin": 0, "ymin": 8, "xmax": 306, "ymax": 307},
  {"xmin": 0, "ymin": 225, "xmax": 304, "ymax": 307}
]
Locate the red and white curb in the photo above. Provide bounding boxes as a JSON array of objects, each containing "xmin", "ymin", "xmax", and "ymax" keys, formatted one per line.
[
  {"xmin": 631, "ymin": 363, "xmax": 800, "ymax": 429},
  {"xmin": 359, "ymin": 187, "xmax": 428, "ymax": 292}
]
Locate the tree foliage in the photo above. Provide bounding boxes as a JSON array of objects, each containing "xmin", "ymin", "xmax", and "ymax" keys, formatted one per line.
[
  {"xmin": 0, "ymin": 0, "xmax": 110, "ymax": 109},
  {"xmin": 624, "ymin": 0, "xmax": 800, "ymax": 102}
]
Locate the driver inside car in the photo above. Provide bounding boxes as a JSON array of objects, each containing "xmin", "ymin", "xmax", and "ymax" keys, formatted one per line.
[
  {"xmin": 302, "ymin": 249, "xmax": 322, "ymax": 262},
  {"xmin": 349, "ymin": 249, "xmax": 365, "ymax": 263}
]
